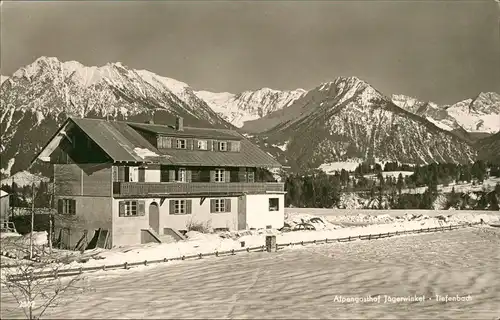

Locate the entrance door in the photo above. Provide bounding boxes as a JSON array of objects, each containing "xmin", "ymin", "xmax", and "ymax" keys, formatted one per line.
[
  {"xmin": 149, "ymin": 203, "xmax": 160, "ymax": 234},
  {"xmin": 237, "ymin": 196, "xmax": 247, "ymax": 230}
]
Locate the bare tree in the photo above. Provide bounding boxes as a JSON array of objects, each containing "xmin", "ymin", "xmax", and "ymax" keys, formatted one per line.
[{"xmin": 1, "ymin": 250, "xmax": 91, "ymax": 320}]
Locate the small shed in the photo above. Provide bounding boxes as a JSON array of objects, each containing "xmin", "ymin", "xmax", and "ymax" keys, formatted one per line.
[{"xmin": 0, "ymin": 190, "xmax": 10, "ymax": 221}]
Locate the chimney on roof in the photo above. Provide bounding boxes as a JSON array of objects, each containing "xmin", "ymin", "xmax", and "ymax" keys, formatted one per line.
[{"xmin": 175, "ymin": 116, "xmax": 184, "ymax": 131}]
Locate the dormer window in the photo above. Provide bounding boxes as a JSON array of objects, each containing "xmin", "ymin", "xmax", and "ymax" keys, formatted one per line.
[
  {"xmin": 218, "ymin": 141, "xmax": 227, "ymax": 151},
  {"xmin": 197, "ymin": 140, "xmax": 208, "ymax": 150},
  {"xmin": 176, "ymin": 139, "xmax": 186, "ymax": 149}
]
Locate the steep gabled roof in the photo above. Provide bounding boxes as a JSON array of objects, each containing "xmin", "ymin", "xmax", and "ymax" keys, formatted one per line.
[
  {"xmin": 34, "ymin": 117, "xmax": 282, "ymax": 168},
  {"xmin": 71, "ymin": 118, "xmax": 161, "ymax": 162}
]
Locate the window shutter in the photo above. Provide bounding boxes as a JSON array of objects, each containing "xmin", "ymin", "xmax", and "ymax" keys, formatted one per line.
[
  {"xmin": 238, "ymin": 168, "xmax": 247, "ymax": 182},
  {"xmin": 124, "ymin": 167, "xmax": 130, "ymax": 182},
  {"xmin": 186, "ymin": 200, "xmax": 192, "ymax": 214},
  {"xmin": 112, "ymin": 166, "xmax": 118, "ymax": 182},
  {"xmin": 224, "ymin": 170, "xmax": 230, "ymax": 182},
  {"xmin": 165, "ymin": 137, "xmax": 172, "ymax": 149},
  {"xmin": 210, "ymin": 199, "xmax": 216, "ymax": 213},
  {"xmin": 138, "ymin": 168, "xmax": 145, "ymax": 182},
  {"xmin": 225, "ymin": 199, "xmax": 231, "ymax": 212},
  {"xmin": 187, "ymin": 139, "xmax": 193, "ymax": 150},
  {"xmin": 118, "ymin": 166, "xmax": 126, "ymax": 182},
  {"xmin": 118, "ymin": 201, "xmax": 125, "ymax": 217},
  {"xmin": 186, "ymin": 170, "xmax": 192, "ymax": 183},
  {"xmin": 213, "ymin": 140, "xmax": 218, "ymax": 151},
  {"xmin": 138, "ymin": 200, "xmax": 146, "ymax": 216},
  {"xmin": 169, "ymin": 170, "xmax": 175, "ymax": 182},
  {"xmin": 57, "ymin": 199, "xmax": 63, "ymax": 214},
  {"xmin": 207, "ymin": 140, "xmax": 213, "ymax": 150},
  {"xmin": 71, "ymin": 199, "xmax": 77, "ymax": 215},
  {"xmin": 172, "ymin": 138, "xmax": 178, "ymax": 149},
  {"xmin": 227, "ymin": 141, "xmax": 232, "ymax": 152},
  {"xmin": 169, "ymin": 200, "xmax": 175, "ymax": 214},
  {"xmin": 210, "ymin": 170, "xmax": 216, "ymax": 182}
]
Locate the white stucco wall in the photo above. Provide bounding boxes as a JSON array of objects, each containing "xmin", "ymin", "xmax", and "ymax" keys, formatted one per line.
[
  {"xmin": 112, "ymin": 199, "xmax": 150, "ymax": 247},
  {"xmin": 162, "ymin": 197, "xmax": 239, "ymax": 231},
  {"xmin": 145, "ymin": 168, "xmax": 161, "ymax": 182},
  {"xmin": 244, "ymin": 194, "xmax": 285, "ymax": 230},
  {"xmin": 112, "ymin": 196, "xmax": 239, "ymax": 247}
]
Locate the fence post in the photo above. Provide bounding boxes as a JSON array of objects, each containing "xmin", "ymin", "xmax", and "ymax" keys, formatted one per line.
[{"xmin": 266, "ymin": 235, "xmax": 277, "ymax": 253}]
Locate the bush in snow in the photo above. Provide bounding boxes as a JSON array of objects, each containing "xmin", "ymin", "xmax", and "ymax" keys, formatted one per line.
[{"xmin": 185, "ymin": 220, "xmax": 212, "ymax": 234}]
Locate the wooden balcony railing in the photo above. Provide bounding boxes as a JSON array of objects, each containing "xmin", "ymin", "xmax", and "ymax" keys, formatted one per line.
[{"xmin": 113, "ymin": 182, "xmax": 285, "ymax": 197}]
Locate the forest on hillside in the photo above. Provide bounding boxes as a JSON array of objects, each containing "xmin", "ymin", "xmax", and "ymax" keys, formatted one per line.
[{"xmin": 284, "ymin": 161, "xmax": 500, "ymax": 210}]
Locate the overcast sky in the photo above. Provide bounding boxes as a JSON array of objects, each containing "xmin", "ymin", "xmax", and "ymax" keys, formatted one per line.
[{"xmin": 1, "ymin": 0, "xmax": 499, "ymax": 104}]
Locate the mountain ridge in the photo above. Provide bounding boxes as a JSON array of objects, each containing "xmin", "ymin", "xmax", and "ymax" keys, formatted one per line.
[
  {"xmin": 1, "ymin": 56, "xmax": 498, "ymax": 177},
  {"xmin": 0, "ymin": 56, "xmax": 230, "ymax": 177},
  {"xmin": 246, "ymin": 77, "xmax": 478, "ymax": 171}
]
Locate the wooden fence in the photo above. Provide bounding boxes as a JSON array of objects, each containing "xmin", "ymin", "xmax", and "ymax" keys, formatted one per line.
[{"xmin": 5, "ymin": 222, "xmax": 479, "ymax": 282}]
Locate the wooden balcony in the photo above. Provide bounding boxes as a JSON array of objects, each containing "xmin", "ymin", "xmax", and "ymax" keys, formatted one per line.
[{"xmin": 113, "ymin": 182, "xmax": 285, "ymax": 197}]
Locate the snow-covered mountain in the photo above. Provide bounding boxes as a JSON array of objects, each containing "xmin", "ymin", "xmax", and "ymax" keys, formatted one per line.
[
  {"xmin": 0, "ymin": 56, "xmax": 496, "ymax": 177},
  {"xmin": 0, "ymin": 56, "xmax": 230, "ymax": 177},
  {"xmin": 392, "ymin": 92, "xmax": 500, "ymax": 134},
  {"xmin": 195, "ymin": 88, "xmax": 306, "ymax": 128},
  {"xmin": 248, "ymin": 77, "xmax": 477, "ymax": 172}
]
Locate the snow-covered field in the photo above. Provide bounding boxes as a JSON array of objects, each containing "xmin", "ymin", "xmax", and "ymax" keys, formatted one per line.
[
  {"xmin": 2, "ymin": 226, "xmax": 499, "ymax": 319},
  {"xmin": 400, "ymin": 176, "xmax": 500, "ymax": 195}
]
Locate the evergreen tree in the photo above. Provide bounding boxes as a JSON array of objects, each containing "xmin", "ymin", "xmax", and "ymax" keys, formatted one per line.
[{"xmin": 396, "ymin": 173, "xmax": 404, "ymax": 195}]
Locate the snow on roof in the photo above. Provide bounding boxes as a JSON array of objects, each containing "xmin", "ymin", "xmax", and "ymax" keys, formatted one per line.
[
  {"xmin": 133, "ymin": 147, "xmax": 160, "ymax": 159},
  {"xmin": 0, "ymin": 190, "xmax": 8, "ymax": 197}
]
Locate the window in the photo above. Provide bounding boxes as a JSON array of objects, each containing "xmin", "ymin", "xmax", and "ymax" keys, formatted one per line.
[
  {"xmin": 124, "ymin": 201, "xmax": 138, "ymax": 216},
  {"xmin": 176, "ymin": 139, "xmax": 186, "ymax": 149},
  {"xmin": 58, "ymin": 199, "xmax": 76, "ymax": 215},
  {"xmin": 210, "ymin": 198, "xmax": 231, "ymax": 213},
  {"xmin": 247, "ymin": 171, "xmax": 255, "ymax": 183},
  {"xmin": 119, "ymin": 200, "xmax": 146, "ymax": 217},
  {"xmin": 169, "ymin": 199, "xmax": 192, "ymax": 215},
  {"xmin": 269, "ymin": 198, "xmax": 279, "ymax": 211},
  {"xmin": 218, "ymin": 141, "xmax": 227, "ymax": 151},
  {"xmin": 197, "ymin": 140, "xmax": 208, "ymax": 150},
  {"xmin": 125, "ymin": 166, "xmax": 138, "ymax": 182},
  {"xmin": 215, "ymin": 199, "xmax": 225, "ymax": 212},
  {"xmin": 176, "ymin": 168, "xmax": 186, "ymax": 182},
  {"xmin": 215, "ymin": 169, "xmax": 225, "ymax": 182},
  {"xmin": 230, "ymin": 141, "xmax": 241, "ymax": 152},
  {"xmin": 157, "ymin": 136, "xmax": 171, "ymax": 149},
  {"xmin": 175, "ymin": 200, "xmax": 185, "ymax": 214}
]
